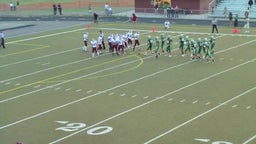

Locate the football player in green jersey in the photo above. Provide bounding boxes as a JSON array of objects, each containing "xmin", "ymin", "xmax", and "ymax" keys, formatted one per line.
[{"xmin": 166, "ymin": 35, "xmax": 173, "ymax": 57}]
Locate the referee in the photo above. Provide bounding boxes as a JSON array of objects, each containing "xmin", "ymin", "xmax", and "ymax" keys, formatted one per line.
[
  {"xmin": 211, "ymin": 18, "xmax": 219, "ymax": 33},
  {"xmin": 0, "ymin": 31, "xmax": 5, "ymax": 48}
]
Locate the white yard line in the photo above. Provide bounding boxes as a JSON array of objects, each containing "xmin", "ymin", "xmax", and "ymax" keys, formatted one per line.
[
  {"xmin": 6, "ymin": 28, "xmax": 85, "ymax": 44},
  {"xmin": 49, "ymin": 58, "xmax": 256, "ymax": 144},
  {"xmin": 94, "ymin": 27, "xmax": 256, "ymax": 37},
  {"xmin": 242, "ymin": 134, "xmax": 256, "ymax": 144},
  {"xmin": 144, "ymin": 86, "xmax": 256, "ymax": 144},
  {"xmin": 0, "ymin": 47, "xmax": 82, "ymax": 68},
  {"xmin": 0, "ymin": 55, "xmax": 152, "ymax": 104}
]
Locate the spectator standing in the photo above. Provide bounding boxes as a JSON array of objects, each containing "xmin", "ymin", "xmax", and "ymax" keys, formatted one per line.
[
  {"xmin": 53, "ymin": 4, "xmax": 57, "ymax": 15},
  {"xmin": 234, "ymin": 14, "xmax": 238, "ymax": 28},
  {"xmin": 244, "ymin": 18, "xmax": 250, "ymax": 33},
  {"xmin": 170, "ymin": 6, "xmax": 175, "ymax": 19},
  {"xmin": 88, "ymin": 4, "xmax": 92, "ymax": 13},
  {"xmin": 104, "ymin": 3, "xmax": 109, "ymax": 15},
  {"xmin": 248, "ymin": 0, "xmax": 253, "ymax": 9},
  {"xmin": 211, "ymin": 18, "xmax": 219, "ymax": 33},
  {"xmin": 57, "ymin": 3, "xmax": 62, "ymax": 15},
  {"xmin": 132, "ymin": 13, "xmax": 138, "ymax": 27},
  {"xmin": 154, "ymin": 2, "xmax": 158, "ymax": 14},
  {"xmin": 223, "ymin": 6, "xmax": 228, "ymax": 17},
  {"xmin": 0, "ymin": 31, "xmax": 6, "ymax": 48},
  {"xmin": 174, "ymin": 5, "xmax": 179, "ymax": 18},
  {"xmin": 93, "ymin": 11, "xmax": 99, "ymax": 25},
  {"xmin": 167, "ymin": 7, "xmax": 171, "ymax": 18},
  {"xmin": 9, "ymin": 2, "xmax": 14, "ymax": 11},
  {"xmin": 228, "ymin": 12, "xmax": 233, "ymax": 26},
  {"xmin": 245, "ymin": 7, "xmax": 249, "ymax": 18}
]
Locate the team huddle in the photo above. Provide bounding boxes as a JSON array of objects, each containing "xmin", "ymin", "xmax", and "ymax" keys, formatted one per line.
[
  {"xmin": 83, "ymin": 30, "xmax": 216, "ymax": 63},
  {"xmin": 83, "ymin": 30, "xmax": 140, "ymax": 57}
]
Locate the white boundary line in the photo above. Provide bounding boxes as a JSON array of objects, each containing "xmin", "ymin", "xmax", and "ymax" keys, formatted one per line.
[
  {"xmin": 144, "ymin": 86, "xmax": 256, "ymax": 144},
  {"xmin": 49, "ymin": 58, "xmax": 256, "ymax": 144},
  {"xmin": 242, "ymin": 134, "xmax": 256, "ymax": 144},
  {"xmin": 94, "ymin": 27, "xmax": 256, "ymax": 37}
]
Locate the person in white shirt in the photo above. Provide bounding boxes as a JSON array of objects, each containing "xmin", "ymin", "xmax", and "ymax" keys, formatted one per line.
[
  {"xmin": 133, "ymin": 32, "xmax": 140, "ymax": 52},
  {"xmin": 244, "ymin": 18, "xmax": 250, "ymax": 33},
  {"xmin": 83, "ymin": 32, "xmax": 88, "ymax": 52},
  {"xmin": 104, "ymin": 3, "xmax": 109, "ymax": 14},
  {"xmin": 97, "ymin": 36, "xmax": 103, "ymax": 55},
  {"xmin": 164, "ymin": 20, "xmax": 170, "ymax": 29},
  {"xmin": 0, "ymin": 31, "xmax": 6, "ymax": 48},
  {"xmin": 127, "ymin": 30, "xmax": 133, "ymax": 48},
  {"xmin": 91, "ymin": 38, "xmax": 99, "ymax": 57}
]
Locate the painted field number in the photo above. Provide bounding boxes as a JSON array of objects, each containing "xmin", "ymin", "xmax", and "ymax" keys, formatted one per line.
[
  {"xmin": 55, "ymin": 121, "xmax": 113, "ymax": 135},
  {"xmin": 195, "ymin": 138, "xmax": 233, "ymax": 144}
]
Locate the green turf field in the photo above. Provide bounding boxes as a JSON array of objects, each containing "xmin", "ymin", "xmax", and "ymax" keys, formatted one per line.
[{"xmin": 0, "ymin": 22, "xmax": 255, "ymax": 144}]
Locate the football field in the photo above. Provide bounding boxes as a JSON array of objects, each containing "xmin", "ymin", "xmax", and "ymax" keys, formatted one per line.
[{"xmin": 0, "ymin": 22, "xmax": 255, "ymax": 144}]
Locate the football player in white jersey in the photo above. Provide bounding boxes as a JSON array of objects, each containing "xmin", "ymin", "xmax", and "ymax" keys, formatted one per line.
[
  {"xmin": 97, "ymin": 36, "xmax": 103, "ymax": 55},
  {"xmin": 133, "ymin": 32, "xmax": 140, "ymax": 53},
  {"xmin": 91, "ymin": 38, "xmax": 99, "ymax": 57},
  {"xmin": 83, "ymin": 32, "xmax": 88, "ymax": 52},
  {"xmin": 127, "ymin": 30, "xmax": 133, "ymax": 48}
]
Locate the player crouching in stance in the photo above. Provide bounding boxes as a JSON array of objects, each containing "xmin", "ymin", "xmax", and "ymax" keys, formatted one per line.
[
  {"xmin": 166, "ymin": 35, "xmax": 173, "ymax": 57},
  {"xmin": 83, "ymin": 32, "xmax": 88, "ymax": 52},
  {"xmin": 179, "ymin": 34, "xmax": 185, "ymax": 57},
  {"xmin": 91, "ymin": 38, "xmax": 99, "ymax": 57},
  {"xmin": 203, "ymin": 38, "xmax": 215, "ymax": 63}
]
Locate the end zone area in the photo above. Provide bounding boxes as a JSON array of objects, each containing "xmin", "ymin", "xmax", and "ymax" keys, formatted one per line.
[{"xmin": 0, "ymin": 22, "xmax": 255, "ymax": 144}]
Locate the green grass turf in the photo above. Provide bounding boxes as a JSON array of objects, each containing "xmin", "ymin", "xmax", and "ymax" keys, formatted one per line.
[{"xmin": 0, "ymin": 22, "xmax": 255, "ymax": 144}]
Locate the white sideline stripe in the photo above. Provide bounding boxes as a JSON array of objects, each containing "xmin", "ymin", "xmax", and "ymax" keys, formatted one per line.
[
  {"xmin": 49, "ymin": 58, "xmax": 256, "ymax": 144},
  {"xmin": 0, "ymin": 35, "xmax": 251, "ymax": 129},
  {"xmin": 94, "ymin": 27, "xmax": 256, "ymax": 37},
  {"xmin": 242, "ymin": 134, "xmax": 256, "ymax": 144},
  {"xmin": 6, "ymin": 28, "xmax": 85, "ymax": 44},
  {"xmin": 144, "ymin": 86, "xmax": 256, "ymax": 144}
]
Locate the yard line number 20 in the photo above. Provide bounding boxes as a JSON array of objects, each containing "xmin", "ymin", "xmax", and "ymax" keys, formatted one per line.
[{"xmin": 55, "ymin": 121, "xmax": 113, "ymax": 135}]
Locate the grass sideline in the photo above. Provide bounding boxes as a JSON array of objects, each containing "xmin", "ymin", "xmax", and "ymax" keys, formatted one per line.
[{"xmin": 0, "ymin": 22, "xmax": 255, "ymax": 144}]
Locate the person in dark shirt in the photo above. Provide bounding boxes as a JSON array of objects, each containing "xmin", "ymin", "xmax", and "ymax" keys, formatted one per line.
[
  {"xmin": 93, "ymin": 12, "xmax": 99, "ymax": 25},
  {"xmin": 57, "ymin": 3, "xmax": 62, "ymax": 15},
  {"xmin": 53, "ymin": 4, "xmax": 57, "ymax": 15}
]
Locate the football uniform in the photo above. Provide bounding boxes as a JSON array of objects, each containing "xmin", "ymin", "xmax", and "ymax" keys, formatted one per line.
[{"xmin": 83, "ymin": 33, "xmax": 88, "ymax": 51}]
